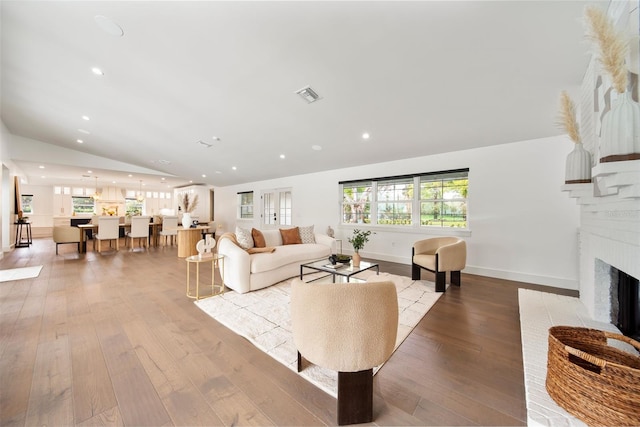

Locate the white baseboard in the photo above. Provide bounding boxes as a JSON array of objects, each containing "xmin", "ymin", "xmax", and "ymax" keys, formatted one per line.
[
  {"xmin": 462, "ymin": 266, "xmax": 578, "ymax": 290},
  {"xmin": 356, "ymin": 251, "xmax": 579, "ymax": 291}
]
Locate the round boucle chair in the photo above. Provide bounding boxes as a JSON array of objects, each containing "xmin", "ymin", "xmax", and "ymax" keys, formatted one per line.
[
  {"xmin": 411, "ymin": 236, "xmax": 466, "ymax": 292},
  {"xmin": 290, "ymin": 278, "xmax": 398, "ymax": 425}
]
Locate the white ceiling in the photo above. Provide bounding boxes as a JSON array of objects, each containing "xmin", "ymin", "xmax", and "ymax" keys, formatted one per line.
[{"xmin": 1, "ymin": 1, "xmax": 606, "ymax": 190}]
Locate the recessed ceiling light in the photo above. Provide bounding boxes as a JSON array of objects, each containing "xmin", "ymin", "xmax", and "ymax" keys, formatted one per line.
[
  {"xmin": 91, "ymin": 67, "xmax": 104, "ymax": 76},
  {"xmin": 202, "ymin": 174, "xmax": 206, "ymax": 178},
  {"xmin": 78, "ymin": 129, "xmax": 90, "ymax": 134},
  {"xmin": 82, "ymin": 115, "xmax": 90, "ymax": 121},
  {"xmin": 280, "ymin": 154, "xmax": 286, "ymax": 159},
  {"xmin": 312, "ymin": 145, "xmax": 322, "ymax": 151},
  {"xmin": 87, "ymin": 170, "xmax": 93, "ymax": 174},
  {"xmin": 77, "ymin": 139, "xmax": 84, "ymax": 143},
  {"xmin": 39, "ymin": 165, "xmax": 45, "ymax": 169},
  {"xmin": 232, "ymin": 166, "xmax": 237, "ymax": 171},
  {"xmin": 94, "ymin": 15, "xmax": 124, "ymax": 37},
  {"xmin": 212, "ymin": 136, "xmax": 220, "ymax": 141},
  {"xmin": 362, "ymin": 133, "xmax": 370, "ymax": 140},
  {"xmin": 112, "ymin": 181, "xmax": 116, "ymax": 184},
  {"xmin": 41, "ymin": 176, "xmax": 45, "ymax": 179},
  {"xmin": 161, "ymin": 177, "xmax": 165, "ymax": 181}
]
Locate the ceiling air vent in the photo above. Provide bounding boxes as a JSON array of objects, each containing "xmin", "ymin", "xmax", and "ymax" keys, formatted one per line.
[
  {"xmin": 197, "ymin": 140, "xmax": 213, "ymax": 148},
  {"xmin": 295, "ymin": 86, "xmax": 322, "ymax": 104}
]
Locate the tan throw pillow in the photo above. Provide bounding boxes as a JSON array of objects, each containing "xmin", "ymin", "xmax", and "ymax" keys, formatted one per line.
[
  {"xmin": 252, "ymin": 228, "xmax": 266, "ymax": 248},
  {"xmin": 235, "ymin": 226, "xmax": 254, "ymax": 249},
  {"xmin": 280, "ymin": 227, "xmax": 302, "ymax": 245}
]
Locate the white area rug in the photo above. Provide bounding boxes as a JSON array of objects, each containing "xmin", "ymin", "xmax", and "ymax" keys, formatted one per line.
[
  {"xmin": 0, "ymin": 265, "xmax": 43, "ymax": 283},
  {"xmin": 518, "ymin": 289, "xmax": 637, "ymax": 427},
  {"xmin": 195, "ymin": 271, "xmax": 442, "ymax": 397}
]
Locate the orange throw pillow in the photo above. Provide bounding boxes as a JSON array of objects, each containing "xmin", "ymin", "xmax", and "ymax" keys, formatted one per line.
[
  {"xmin": 252, "ymin": 228, "xmax": 266, "ymax": 248},
  {"xmin": 280, "ymin": 227, "xmax": 302, "ymax": 245}
]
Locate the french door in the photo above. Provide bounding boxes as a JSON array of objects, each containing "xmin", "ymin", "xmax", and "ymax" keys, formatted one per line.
[{"xmin": 261, "ymin": 188, "xmax": 292, "ymax": 228}]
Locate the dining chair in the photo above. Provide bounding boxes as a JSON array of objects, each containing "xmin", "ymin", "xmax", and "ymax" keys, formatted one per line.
[
  {"xmin": 159, "ymin": 215, "xmax": 178, "ymax": 246},
  {"xmin": 126, "ymin": 216, "xmax": 151, "ymax": 250},
  {"xmin": 93, "ymin": 216, "xmax": 120, "ymax": 253}
]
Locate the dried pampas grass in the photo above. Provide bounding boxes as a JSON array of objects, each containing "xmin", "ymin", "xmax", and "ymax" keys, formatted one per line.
[
  {"xmin": 557, "ymin": 91, "xmax": 581, "ymax": 143},
  {"xmin": 584, "ymin": 6, "xmax": 628, "ymax": 93},
  {"xmin": 181, "ymin": 193, "xmax": 199, "ymax": 213}
]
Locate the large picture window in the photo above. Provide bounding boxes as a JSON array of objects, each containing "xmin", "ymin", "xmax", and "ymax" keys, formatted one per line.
[
  {"xmin": 72, "ymin": 196, "xmax": 95, "ymax": 214},
  {"xmin": 238, "ymin": 191, "xmax": 253, "ymax": 219},
  {"xmin": 377, "ymin": 178, "xmax": 413, "ymax": 226},
  {"xmin": 21, "ymin": 194, "xmax": 34, "ymax": 214},
  {"xmin": 342, "ymin": 182, "xmax": 371, "ymax": 224},
  {"xmin": 420, "ymin": 171, "xmax": 468, "ymax": 228},
  {"xmin": 341, "ymin": 169, "xmax": 468, "ymax": 229}
]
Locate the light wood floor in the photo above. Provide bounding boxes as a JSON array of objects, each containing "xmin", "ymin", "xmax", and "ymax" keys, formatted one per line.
[{"xmin": 0, "ymin": 238, "xmax": 577, "ymax": 426}]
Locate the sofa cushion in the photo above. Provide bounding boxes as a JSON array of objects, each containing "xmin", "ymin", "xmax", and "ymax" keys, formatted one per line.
[
  {"xmin": 299, "ymin": 225, "xmax": 315, "ymax": 244},
  {"xmin": 261, "ymin": 229, "xmax": 283, "ymax": 247},
  {"xmin": 250, "ymin": 243, "xmax": 329, "ymax": 273},
  {"xmin": 280, "ymin": 227, "xmax": 302, "ymax": 245},
  {"xmin": 236, "ymin": 227, "xmax": 254, "ymax": 249},
  {"xmin": 252, "ymin": 228, "xmax": 266, "ymax": 248}
]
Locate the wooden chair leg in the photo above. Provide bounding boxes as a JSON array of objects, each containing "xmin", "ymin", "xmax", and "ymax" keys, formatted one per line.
[
  {"xmin": 451, "ymin": 270, "xmax": 461, "ymax": 286},
  {"xmin": 297, "ymin": 351, "xmax": 302, "ymax": 372},
  {"xmin": 411, "ymin": 263, "xmax": 421, "ymax": 280},
  {"xmin": 435, "ymin": 271, "xmax": 446, "ymax": 292},
  {"xmin": 337, "ymin": 369, "xmax": 373, "ymax": 425}
]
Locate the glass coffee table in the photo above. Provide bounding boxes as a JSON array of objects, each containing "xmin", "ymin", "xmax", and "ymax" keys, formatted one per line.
[{"xmin": 300, "ymin": 259, "xmax": 379, "ymax": 283}]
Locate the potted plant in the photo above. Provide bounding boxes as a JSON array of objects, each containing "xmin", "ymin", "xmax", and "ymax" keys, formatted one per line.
[{"xmin": 348, "ymin": 229, "xmax": 372, "ymax": 267}]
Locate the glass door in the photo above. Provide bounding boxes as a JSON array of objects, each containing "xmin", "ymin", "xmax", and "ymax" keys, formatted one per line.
[{"xmin": 261, "ymin": 188, "xmax": 292, "ymax": 228}]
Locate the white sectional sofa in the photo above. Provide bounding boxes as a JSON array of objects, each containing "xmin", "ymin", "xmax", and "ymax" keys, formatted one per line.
[{"xmin": 218, "ymin": 228, "xmax": 334, "ymax": 294}]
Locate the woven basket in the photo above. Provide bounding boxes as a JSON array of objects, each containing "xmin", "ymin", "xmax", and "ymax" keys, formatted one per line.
[{"xmin": 546, "ymin": 326, "xmax": 640, "ymax": 426}]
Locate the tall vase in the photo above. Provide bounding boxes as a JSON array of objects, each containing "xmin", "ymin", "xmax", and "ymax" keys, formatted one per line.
[
  {"xmin": 352, "ymin": 252, "xmax": 361, "ymax": 267},
  {"xmin": 182, "ymin": 212, "xmax": 191, "ymax": 229},
  {"xmin": 565, "ymin": 142, "xmax": 592, "ymax": 184},
  {"xmin": 600, "ymin": 91, "xmax": 640, "ymax": 163}
]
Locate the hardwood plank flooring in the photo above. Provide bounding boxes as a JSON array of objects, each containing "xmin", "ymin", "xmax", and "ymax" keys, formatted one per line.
[{"xmin": 0, "ymin": 238, "xmax": 577, "ymax": 426}]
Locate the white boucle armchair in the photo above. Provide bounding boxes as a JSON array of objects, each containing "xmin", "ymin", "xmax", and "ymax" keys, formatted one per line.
[
  {"xmin": 291, "ymin": 278, "xmax": 398, "ymax": 425},
  {"xmin": 412, "ymin": 236, "xmax": 466, "ymax": 292}
]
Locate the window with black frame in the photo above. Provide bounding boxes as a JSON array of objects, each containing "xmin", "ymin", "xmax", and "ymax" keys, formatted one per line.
[{"xmin": 340, "ymin": 168, "xmax": 468, "ymax": 229}]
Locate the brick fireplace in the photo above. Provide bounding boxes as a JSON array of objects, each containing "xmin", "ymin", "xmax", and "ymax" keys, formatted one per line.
[{"xmin": 562, "ymin": 160, "xmax": 640, "ymax": 330}]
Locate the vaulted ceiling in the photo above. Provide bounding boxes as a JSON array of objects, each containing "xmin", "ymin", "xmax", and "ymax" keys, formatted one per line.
[{"xmin": 1, "ymin": 1, "xmax": 605, "ymax": 190}]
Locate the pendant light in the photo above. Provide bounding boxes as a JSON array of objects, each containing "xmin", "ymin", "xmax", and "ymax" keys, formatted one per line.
[
  {"xmin": 136, "ymin": 180, "xmax": 144, "ymax": 202},
  {"xmin": 91, "ymin": 176, "xmax": 101, "ymax": 201}
]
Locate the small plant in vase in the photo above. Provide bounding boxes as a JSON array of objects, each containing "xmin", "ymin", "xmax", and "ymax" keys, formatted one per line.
[
  {"xmin": 348, "ymin": 229, "xmax": 372, "ymax": 267},
  {"xmin": 557, "ymin": 91, "xmax": 591, "ymax": 184},
  {"xmin": 584, "ymin": 6, "xmax": 639, "ymax": 163},
  {"xmin": 180, "ymin": 193, "xmax": 199, "ymax": 228}
]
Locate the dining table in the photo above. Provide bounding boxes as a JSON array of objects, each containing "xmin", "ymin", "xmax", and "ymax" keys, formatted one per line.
[{"xmin": 77, "ymin": 221, "xmax": 162, "ymax": 253}]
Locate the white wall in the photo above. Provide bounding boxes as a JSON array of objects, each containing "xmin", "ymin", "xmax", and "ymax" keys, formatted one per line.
[
  {"xmin": 18, "ymin": 184, "xmax": 53, "ymax": 228},
  {"xmin": 215, "ymin": 135, "xmax": 580, "ymax": 290}
]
